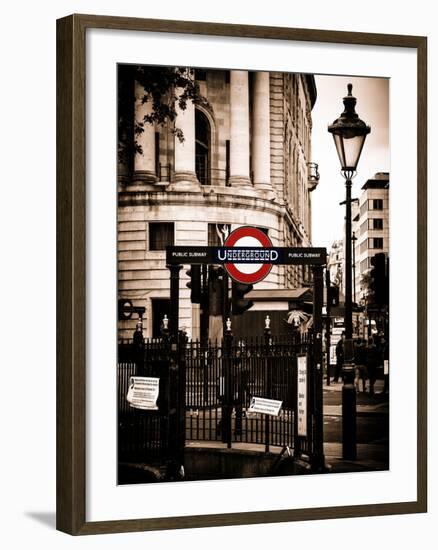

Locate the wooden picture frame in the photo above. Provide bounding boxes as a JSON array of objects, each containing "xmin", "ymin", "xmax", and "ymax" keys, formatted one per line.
[{"xmin": 56, "ymin": 13, "xmax": 427, "ymax": 535}]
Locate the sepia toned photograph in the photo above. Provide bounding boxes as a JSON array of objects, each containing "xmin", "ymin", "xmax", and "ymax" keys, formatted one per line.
[{"xmin": 116, "ymin": 64, "xmax": 389, "ymax": 485}]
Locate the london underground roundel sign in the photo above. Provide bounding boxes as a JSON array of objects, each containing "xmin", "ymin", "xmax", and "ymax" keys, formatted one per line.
[{"xmin": 224, "ymin": 226, "xmax": 273, "ymax": 284}]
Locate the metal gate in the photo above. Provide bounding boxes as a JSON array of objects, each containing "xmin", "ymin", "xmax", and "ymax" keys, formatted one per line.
[
  {"xmin": 118, "ymin": 264, "xmax": 325, "ymax": 474},
  {"xmin": 185, "ymin": 335, "xmax": 314, "ymax": 454},
  {"xmin": 118, "ymin": 340, "xmax": 168, "ymax": 463},
  {"xmin": 118, "ymin": 331, "xmax": 319, "ymax": 464}
]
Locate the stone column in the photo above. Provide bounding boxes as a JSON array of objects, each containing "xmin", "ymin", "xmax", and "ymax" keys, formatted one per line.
[
  {"xmin": 133, "ymin": 81, "xmax": 157, "ymax": 184},
  {"xmin": 229, "ymin": 71, "xmax": 252, "ymax": 188},
  {"xmin": 173, "ymin": 85, "xmax": 198, "ymax": 187},
  {"xmin": 252, "ymin": 72, "xmax": 273, "ymax": 192}
]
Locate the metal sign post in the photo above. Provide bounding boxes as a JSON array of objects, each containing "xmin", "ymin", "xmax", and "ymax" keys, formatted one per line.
[
  {"xmin": 168, "ymin": 264, "xmax": 182, "ymax": 340},
  {"xmin": 312, "ymin": 265, "xmax": 325, "ymax": 471},
  {"xmin": 325, "ymin": 267, "xmax": 332, "ymax": 386},
  {"xmin": 165, "ymin": 263, "xmax": 184, "ymax": 480}
]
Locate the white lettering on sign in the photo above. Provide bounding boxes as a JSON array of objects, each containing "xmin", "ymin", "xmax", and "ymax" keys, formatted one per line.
[
  {"xmin": 217, "ymin": 249, "xmax": 279, "ymax": 262},
  {"xmin": 248, "ymin": 397, "xmax": 282, "ymax": 417},
  {"xmin": 126, "ymin": 376, "xmax": 159, "ymax": 410},
  {"xmin": 297, "ymin": 355, "xmax": 307, "ymax": 437},
  {"xmin": 330, "ymin": 345, "xmax": 337, "ymax": 365}
]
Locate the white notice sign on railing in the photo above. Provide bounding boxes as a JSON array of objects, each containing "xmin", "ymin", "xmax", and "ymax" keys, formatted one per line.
[
  {"xmin": 248, "ymin": 397, "xmax": 282, "ymax": 417},
  {"xmin": 297, "ymin": 355, "xmax": 307, "ymax": 437},
  {"xmin": 126, "ymin": 376, "xmax": 159, "ymax": 410}
]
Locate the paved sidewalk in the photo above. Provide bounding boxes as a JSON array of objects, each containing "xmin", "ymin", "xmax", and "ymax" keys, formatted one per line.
[
  {"xmin": 324, "ymin": 443, "xmax": 389, "ymax": 473},
  {"xmin": 323, "ymin": 379, "xmax": 389, "ymax": 417},
  {"xmin": 322, "ymin": 379, "xmax": 389, "ymax": 472},
  {"xmin": 323, "ymin": 378, "xmax": 386, "ymax": 393},
  {"xmin": 324, "ymin": 403, "xmax": 388, "ymax": 417}
]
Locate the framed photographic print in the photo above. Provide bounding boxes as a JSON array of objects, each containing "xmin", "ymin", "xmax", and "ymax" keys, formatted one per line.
[{"xmin": 56, "ymin": 14, "xmax": 427, "ymax": 535}]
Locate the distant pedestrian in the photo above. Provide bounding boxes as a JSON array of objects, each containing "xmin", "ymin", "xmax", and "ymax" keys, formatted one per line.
[
  {"xmin": 365, "ymin": 336, "xmax": 379, "ymax": 395},
  {"xmin": 333, "ymin": 332, "xmax": 345, "ymax": 383},
  {"xmin": 133, "ymin": 320, "xmax": 144, "ymax": 348},
  {"xmin": 354, "ymin": 338, "xmax": 367, "ymax": 393}
]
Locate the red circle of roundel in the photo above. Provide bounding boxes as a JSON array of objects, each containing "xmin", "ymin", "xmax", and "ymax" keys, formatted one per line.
[{"xmin": 224, "ymin": 226, "xmax": 273, "ymax": 284}]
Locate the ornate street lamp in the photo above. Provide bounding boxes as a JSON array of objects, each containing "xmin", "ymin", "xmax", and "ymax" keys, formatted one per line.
[
  {"xmin": 328, "ymin": 83, "xmax": 370, "ymax": 461},
  {"xmin": 328, "ymin": 84, "xmax": 370, "ymax": 178}
]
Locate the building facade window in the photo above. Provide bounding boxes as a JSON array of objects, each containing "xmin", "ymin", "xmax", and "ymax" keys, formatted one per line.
[
  {"xmin": 369, "ymin": 218, "xmax": 383, "ymax": 230},
  {"xmin": 195, "ymin": 109, "xmax": 211, "ymax": 185},
  {"xmin": 359, "ymin": 239, "xmax": 368, "ymax": 254},
  {"xmin": 370, "ymin": 198, "xmax": 384, "ymax": 210},
  {"xmin": 360, "ymin": 220, "xmax": 368, "ymax": 235},
  {"xmin": 368, "ymin": 237, "xmax": 384, "ymax": 249},
  {"xmin": 225, "ymin": 140, "xmax": 230, "ymax": 186},
  {"xmin": 149, "ymin": 222, "xmax": 174, "ymax": 250},
  {"xmin": 194, "ymin": 69, "xmax": 207, "ymax": 81},
  {"xmin": 208, "ymin": 223, "xmax": 231, "ymax": 246},
  {"xmin": 360, "ymin": 201, "xmax": 368, "ymax": 217}
]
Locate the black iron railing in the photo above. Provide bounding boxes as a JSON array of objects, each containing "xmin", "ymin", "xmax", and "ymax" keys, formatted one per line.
[{"xmin": 117, "ymin": 333, "xmax": 315, "ymax": 463}]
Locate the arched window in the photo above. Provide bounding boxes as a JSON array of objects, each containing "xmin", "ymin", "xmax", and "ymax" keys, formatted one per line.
[{"xmin": 195, "ymin": 109, "xmax": 211, "ymax": 185}]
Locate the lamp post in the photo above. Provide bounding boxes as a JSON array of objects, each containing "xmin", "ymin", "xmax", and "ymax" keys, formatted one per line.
[
  {"xmin": 325, "ymin": 265, "xmax": 331, "ymax": 387},
  {"xmin": 328, "ymin": 83, "xmax": 370, "ymax": 461},
  {"xmin": 352, "ymin": 232, "xmax": 357, "ymax": 305}
]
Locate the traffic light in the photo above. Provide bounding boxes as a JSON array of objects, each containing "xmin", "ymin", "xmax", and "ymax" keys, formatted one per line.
[
  {"xmin": 208, "ymin": 266, "xmax": 224, "ymax": 316},
  {"xmin": 231, "ymin": 282, "xmax": 254, "ymax": 315},
  {"xmin": 186, "ymin": 264, "xmax": 201, "ymax": 303},
  {"xmin": 369, "ymin": 253, "xmax": 387, "ymax": 306},
  {"xmin": 327, "ymin": 286, "xmax": 339, "ymax": 307}
]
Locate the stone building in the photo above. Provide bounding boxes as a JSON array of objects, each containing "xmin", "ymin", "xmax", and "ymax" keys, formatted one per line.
[
  {"xmin": 327, "ymin": 239, "xmax": 344, "ymax": 290},
  {"xmin": 118, "ymin": 67, "xmax": 319, "ymax": 339},
  {"xmin": 353, "ymin": 172, "xmax": 390, "ymax": 304}
]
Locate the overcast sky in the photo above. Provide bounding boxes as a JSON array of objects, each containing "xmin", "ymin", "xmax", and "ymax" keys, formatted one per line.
[{"xmin": 310, "ymin": 75, "xmax": 389, "ymax": 249}]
